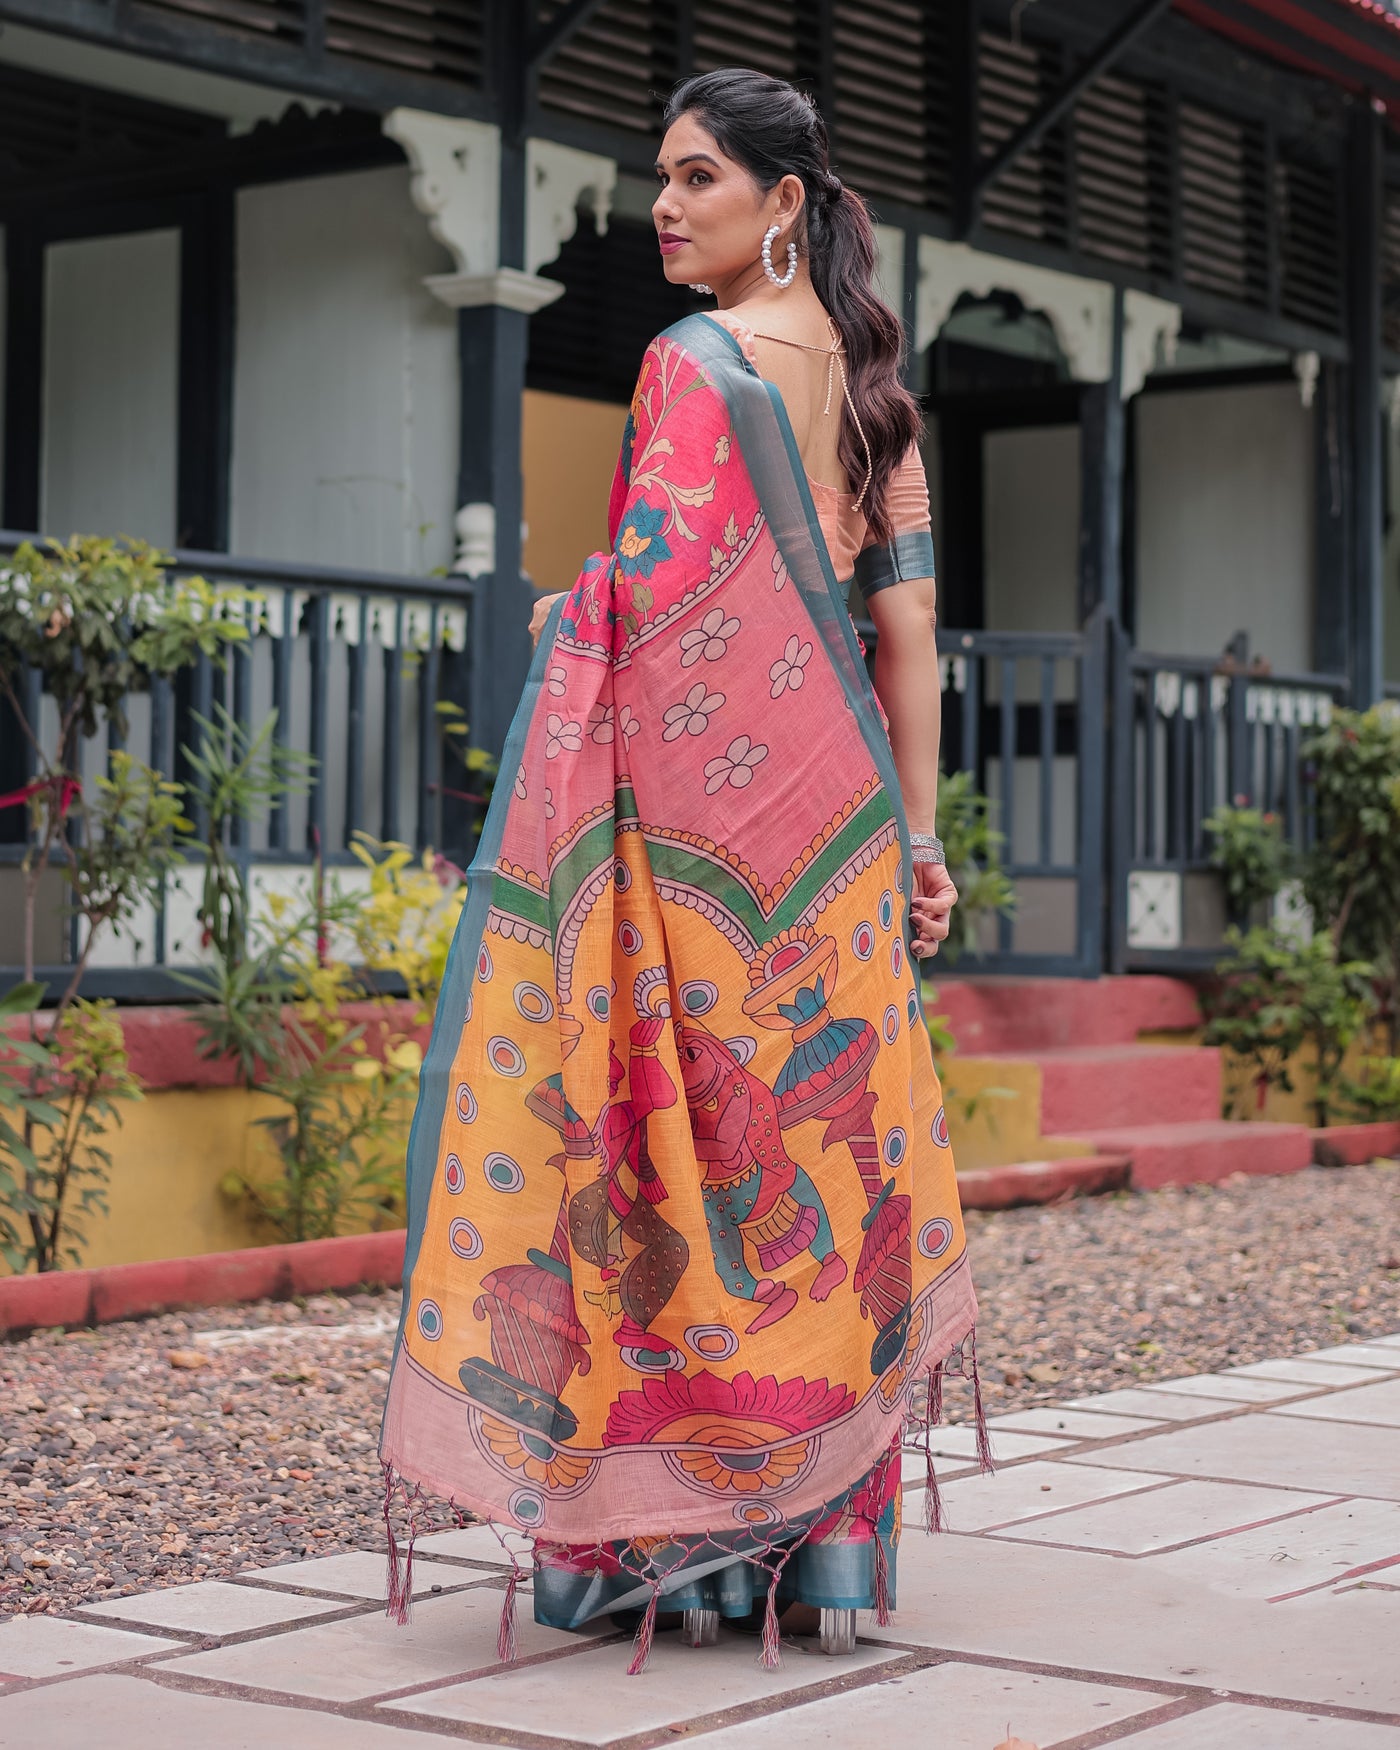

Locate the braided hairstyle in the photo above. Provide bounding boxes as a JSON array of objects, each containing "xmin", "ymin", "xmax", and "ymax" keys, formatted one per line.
[{"xmin": 663, "ymin": 68, "xmax": 922, "ymax": 541}]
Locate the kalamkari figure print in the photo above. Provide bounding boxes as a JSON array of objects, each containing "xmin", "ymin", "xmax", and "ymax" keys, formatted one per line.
[{"xmin": 380, "ymin": 313, "xmax": 984, "ymax": 1667}]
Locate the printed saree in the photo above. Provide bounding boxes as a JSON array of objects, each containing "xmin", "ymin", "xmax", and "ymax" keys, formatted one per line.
[{"xmin": 380, "ymin": 313, "xmax": 982, "ymax": 1667}]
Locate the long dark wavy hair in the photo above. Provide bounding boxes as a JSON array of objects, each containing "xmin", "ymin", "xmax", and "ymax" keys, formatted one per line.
[{"xmin": 663, "ymin": 68, "xmax": 922, "ymax": 542}]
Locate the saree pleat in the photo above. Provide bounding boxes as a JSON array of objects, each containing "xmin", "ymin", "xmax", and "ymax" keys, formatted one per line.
[{"xmin": 380, "ymin": 314, "xmax": 982, "ymax": 1661}]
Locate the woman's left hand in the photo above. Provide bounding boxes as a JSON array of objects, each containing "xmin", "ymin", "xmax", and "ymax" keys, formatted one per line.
[
  {"xmin": 529, "ymin": 591, "xmax": 567, "ymax": 649},
  {"xmin": 910, "ymin": 861, "xmax": 958, "ymax": 959}
]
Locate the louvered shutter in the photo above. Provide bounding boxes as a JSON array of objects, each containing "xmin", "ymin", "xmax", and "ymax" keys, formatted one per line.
[
  {"xmin": 1274, "ymin": 156, "xmax": 1341, "ymax": 333},
  {"xmin": 324, "ymin": 0, "xmax": 483, "ymax": 80},
  {"xmin": 1178, "ymin": 101, "xmax": 1268, "ymax": 307},
  {"xmin": 978, "ymin": 27, "xmax": 1068, "ymax": 246},
  {"xmin": 0, "ymin": 63, "xmax": 224, "ymax": 185},
  {"xmin": 133, "ymin": 0, "xmax": 305, "ymax": 45},
  {"xmin": 1383, "ymin": 188, "xmax": 1400, "ymax": 355},
  {"xmin": 536, "ymin": 0, "xmax": 680, "ymax": 135},
  {"xmin": 832, "ymin": 0, "xmax": 945, "ymax": 211},
  {"xmin": 692, "ymin": 0, "xmax": 800, "ymax": 79},
  {"xmin": 134, "ymin": 0, "xmax": 483, "ymax": 81},
  {"xmin": 1072, "ymin": 72, "xmax": 1171, "ymax": 277},
  {"xmin": 528, "ymin": 215, "xmax": 695, "ymax": 403}
]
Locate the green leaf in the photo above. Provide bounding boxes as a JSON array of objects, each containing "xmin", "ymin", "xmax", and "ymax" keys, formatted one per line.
[{"xmin": 0, "ymin": 981, "xmax": 47, "ymax": 1018}]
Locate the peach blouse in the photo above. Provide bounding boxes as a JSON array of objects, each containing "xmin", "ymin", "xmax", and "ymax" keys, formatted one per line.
[{"xmin": 707, "ymin": 310, "xmax": 935, "ymax": 596}]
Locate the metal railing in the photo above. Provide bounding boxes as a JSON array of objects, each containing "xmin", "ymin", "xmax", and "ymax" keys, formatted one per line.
[
  {"xmin": 860, "ymin": 614, "xmax": 1108, "ymax": 976},
  {"xmin": 0, "ymin": 534, "xmax": 479, "ymax": 1000},
  {"xmin": 1111, "ymin": 631, "xmax": 1348, "ymax": 968}
]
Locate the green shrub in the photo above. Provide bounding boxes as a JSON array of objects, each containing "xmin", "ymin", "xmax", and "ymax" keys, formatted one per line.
[
  {"xmin": 1204, "ymin": 804, "xmax": 1294, "ymax": 917},
  {"xmin": 1204, "ymin": 926, "xmax": 1374, "ymax": 1127}
]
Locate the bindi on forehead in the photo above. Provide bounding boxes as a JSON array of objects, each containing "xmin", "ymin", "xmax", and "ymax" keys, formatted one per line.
[{"xmin": 654, "ymin": 150, "xmax": 724, "ymax": 173}]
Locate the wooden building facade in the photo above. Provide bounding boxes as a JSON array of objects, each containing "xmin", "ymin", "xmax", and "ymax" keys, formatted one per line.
[{"xmin": 3, "ymin": 0, "xmax": 1400, "ymax": 986}]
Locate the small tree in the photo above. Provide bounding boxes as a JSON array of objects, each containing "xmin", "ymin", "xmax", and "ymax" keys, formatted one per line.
[
  {"xmin": 1302, "ymin": 706, "xmax": 1400, "ymax": 1052},
  {"xmin": 0, "ymin": 537, "xmax": 252, "ymax": 1270},
  {"xmin": 0, "ymin": 537, "xmax": 253, "ymax": 994},
  {"xmin": 935, "ymin": 768, "xmax": 1016, "ymax": 964},
  {"xmin": 1204, "ymin": 926, "xmax": 1374, "ymax": 1126},
  {"xmin": 1204, "ymin": 804, "xmax": 1295, "ymax": 919}
]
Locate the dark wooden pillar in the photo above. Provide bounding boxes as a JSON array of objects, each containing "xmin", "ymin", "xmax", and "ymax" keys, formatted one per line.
[
  {"xmin": 1347, "ymin": 104, "xmax": 1384, "ymax": 707},
  {"xmin": 2, "ymin": 219, "xmax": 42, "ymax": 533},
  {"xmin": 458, "ymin": 302, "xmax": 532, "ymax": 762},
  {"xmin": 947, "ymin": 0, "xmax": 980, "ymax": 240},
  {"xmin": 176, "ymin": 190, "xmax": 235, "ymax": 551},
  {"xmin": 1080, "ymin": 288, "xmax": 1127, "ymax": 977},
  {"xmin": 1314, "ymin": 360, "xmax": 1351, "ymax": 679},
  {"xmin": 1077, "ymin": 286, "xmax": 1126, "ymax": 627},
  {"xmin": 461, "ymin": 3, "xmax": 533, "ymax": 760}
]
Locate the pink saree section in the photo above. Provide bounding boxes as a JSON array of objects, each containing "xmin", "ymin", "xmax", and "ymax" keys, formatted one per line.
[{"xmin": 380, "ymin": 314, "xmax": 980, "ymax": 1605}]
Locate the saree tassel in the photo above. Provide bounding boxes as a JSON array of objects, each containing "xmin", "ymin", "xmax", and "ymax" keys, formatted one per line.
[
  {"xmin": 874, "ymin": 1536, "xmax": 892, "ymax": 1627},
  {"xmin": 927, "ymin": 1358, "xmax": 945, "ymax": 1432},
  {"xmin": 382, "ymin": 1464, "xmax": 412, "ymax": 1625},
  {"xmin": 922, "ymin": 1457, "xmax": 945, "ymax": 1534},
  {"xmin": 760, "ymin": 1571, "xmax": 784, "ymax": 1671},
  {"xmin": 971, "ymin": 1339, "xmax": 995, "ymax": 1476},
  {"xmin": 496, "ymin": 1560, "xmax": 521, "ymax": 1664},
  {"xmin": 626, "ymin": 1586, "xmax": 661, "ymax": 1676}
]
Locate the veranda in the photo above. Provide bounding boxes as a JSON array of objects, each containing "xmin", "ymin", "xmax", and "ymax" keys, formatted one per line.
[{"xmin": 3, "ymin": 0, "xmax": 1400, "ymax": 992}]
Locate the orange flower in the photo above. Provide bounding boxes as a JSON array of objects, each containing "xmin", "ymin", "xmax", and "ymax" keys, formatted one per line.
[
  {"xmin": 482, "ymin": 1416, "xmax": 594, "ymax": 1491},
  {"xmin": 674, "ymin": 1436, "xmax": 812, "ymax": 1493}
]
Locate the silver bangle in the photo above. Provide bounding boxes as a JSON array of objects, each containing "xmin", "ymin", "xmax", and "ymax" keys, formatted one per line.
[{"xmin": 910, "ymin": 833, "xmax": 945, "ymax": 865}]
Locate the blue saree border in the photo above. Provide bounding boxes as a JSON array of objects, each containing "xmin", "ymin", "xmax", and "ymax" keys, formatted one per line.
[{"xmin": 381, "ymin": 592, "xmax": 568, "ymax": 1404}]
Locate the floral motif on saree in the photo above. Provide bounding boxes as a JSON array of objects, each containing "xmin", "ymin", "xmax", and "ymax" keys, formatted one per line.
[{"xmin": 380, "ymin": 314, "xmax": 982, "ymax": 1660}]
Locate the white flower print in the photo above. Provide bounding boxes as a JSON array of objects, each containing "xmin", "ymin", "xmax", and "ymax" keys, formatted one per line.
[
  {"xmin": 514, "ymin": 769, "xmax": 527, "ymax": 800},
  {"xmin": 769, "ymin": 634, "xmax": 813, "ymax": 698},
  {"xmin": 663, "ymin": 682, "xmax": 725, "ymax": 742},
  {"xmin": 545, "ymin": 713, "xmax": 582, "ymax": 759},
  {"xmin": 618, "ymin": 704, "xmax": 641, "ymax": 743},
  {"xmin": 589, "ymin": 703, "xmax": 616, "ymax": 744},
  {"xmin": 679, "ymin": 606, "xmax": 741, "ymax": 668},
  {"xmin": 772, "ymin": 552, "xmax": 789, "ymax": 592},
  {"xmin": 704, "ymin": 735, "xmax": 768, "ymax": 794},
  {"xmin": 544, "ymin": 785, "xmax": 556, "ymax": 820},
  {"xmin": 547, "ymin": 664, "xmax": 568, "ymax": 697}
]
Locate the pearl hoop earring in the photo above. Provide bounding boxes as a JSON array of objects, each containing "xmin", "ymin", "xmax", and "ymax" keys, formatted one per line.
[
  {"xmin": 762, "ymin": 224, "xmax": 798, "ymax": 290},
  {"xmin": 689, "ymin": 283, "xmax": 713, "ymax": 296}
]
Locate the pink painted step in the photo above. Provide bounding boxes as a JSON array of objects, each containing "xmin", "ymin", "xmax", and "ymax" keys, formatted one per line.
[
  {"xmin": 1001, "ymin": 1042, "xmax": 1224, "ymax": 1133},
  {"xmin": 930, "ymin": 975, "xmax": 1200, "ymax": 1053},
  {"xmin": 957, "ymin": 1154, "xmax": 1133, "ymax": 1211},
  {"xmin": 1068, "ymin": 1119, "xmax": 1314, "ymax": 1190}
]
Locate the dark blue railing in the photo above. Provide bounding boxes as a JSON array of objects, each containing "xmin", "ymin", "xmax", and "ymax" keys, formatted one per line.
[{"xmin": 0, "ymin": 533, "xmax": 479, "ymax": 1001}]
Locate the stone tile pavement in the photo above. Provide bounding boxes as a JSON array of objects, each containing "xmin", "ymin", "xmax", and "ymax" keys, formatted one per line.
[{"xmin": 3, "ymin": 1332, "xmax": 1399, "ymax": 1749}]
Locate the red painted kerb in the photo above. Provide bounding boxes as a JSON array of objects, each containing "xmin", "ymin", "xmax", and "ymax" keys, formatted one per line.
[{"xmin": 0, "ymin": 1228, "xmax": 408, "ymax": 1338}]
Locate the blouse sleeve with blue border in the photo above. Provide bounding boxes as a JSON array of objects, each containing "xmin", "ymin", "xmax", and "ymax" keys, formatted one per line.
[
  {"xmin": 853, "ymin": 443, "xmax": 936, "ymax": 599},
  {"xmin": 853, "ymin": 528, "xmax": 937, "ymax": 599}
]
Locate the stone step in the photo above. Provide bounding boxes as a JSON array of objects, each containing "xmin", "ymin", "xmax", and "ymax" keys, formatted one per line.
[
  {"xmin": 1067, "ymin": 1119, "xmax": 1315, "ymax": 1190},
  {"xmin": 997, "ymin": 1042, "xmax": 1224, "ymax": 1133},
  {"xmin": 928, "ymin": 974, "xmax": 1200, "ymax": 1053}
]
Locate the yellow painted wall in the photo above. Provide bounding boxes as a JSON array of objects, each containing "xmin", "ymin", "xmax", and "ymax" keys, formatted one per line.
[
  {"xmin": 521, "ymin": 388, "xmax": 626, "ymax": 594},
  {"xmin": 941, "ymin": 1055, "xmax": 1088, "ymax": 1171},
  {"xmin": 4, "ymin": 1087, "xmax": 402, "ymax": 1275},
  {"xmin": 1141, "ymin": 1026, "xmax": 1381, "ymax": 1128}
]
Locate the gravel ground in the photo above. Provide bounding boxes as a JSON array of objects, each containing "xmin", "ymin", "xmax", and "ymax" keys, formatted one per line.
[{"xmin": 3, "ymin": 1162, "xmax": 1398, "ymax": 1618}]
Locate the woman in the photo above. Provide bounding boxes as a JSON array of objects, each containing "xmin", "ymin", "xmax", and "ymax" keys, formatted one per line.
[{"xmin": 380, "ymin": 67, "xmax": 985, "ymax": 1673}]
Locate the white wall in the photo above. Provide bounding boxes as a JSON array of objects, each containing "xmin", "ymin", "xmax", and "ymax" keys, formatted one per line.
[
  {"xmin": 231, "ymin": 165, "xmax": 460, "ymax": 576},
  {"xmin": 42, "ymin": 228, "xmax": 180, "ymax": 546},
  {"xmin": 984, "ymin": 424, "xmax": 1080, "ymax": 634},
  {"xmin": 1135, "ymin": 380, "xmax": 1314, "ymax": 671}
]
